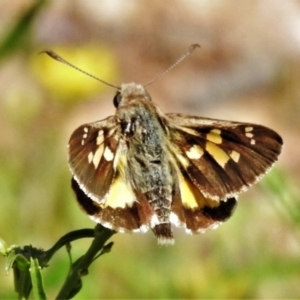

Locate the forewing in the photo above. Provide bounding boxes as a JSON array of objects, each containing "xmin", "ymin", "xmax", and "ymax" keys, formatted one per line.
[
  {"xmin": 68, "ymin": 116, "xmax": 120, "ymax": 203},
  {"xmin": 69, "ymin": 115, "xmax": 158, "ymax": 233},
  {"xmin": 166, "ymin": 113, "xmax": 283, "ymax": 200}
]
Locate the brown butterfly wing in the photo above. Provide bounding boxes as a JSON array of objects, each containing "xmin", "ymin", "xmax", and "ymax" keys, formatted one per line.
[
  {"xmin": 68, "ymin": 116, "xmax": 154, "ymax": 233},
  {"xmin": 166, "ymin": 113, "xmax": 283, "ymax": 201},
  {"xmin": 68, "ymin": 116, "xmax": 120, "ymax": 203}
]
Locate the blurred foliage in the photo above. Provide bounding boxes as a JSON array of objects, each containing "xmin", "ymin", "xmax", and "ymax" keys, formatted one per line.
[
  {"xmin": 0, "ymin": 226, "xmax": 114, "ymax": 299},
  {"xmin": 0, "ymin": 1, "xmax": 300, "ymax": 299},
  {"xmin": 0, "ymin": 0, "xmax": 47, "ymax": 61}
]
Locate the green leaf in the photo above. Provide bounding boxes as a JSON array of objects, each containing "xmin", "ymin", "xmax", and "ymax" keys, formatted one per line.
[
  {"xmin": 0, "ymin": 238, "xmax": 8, "ymax": 255},
  {"xmin": 0, "ymin": 0, "xmax": 47, "ymax": 60},
  {"xmin": 30, "ymin": 257, "xmax": 47, "ymax": 300}
]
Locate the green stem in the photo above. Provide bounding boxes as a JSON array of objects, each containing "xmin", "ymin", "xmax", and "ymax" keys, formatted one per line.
[
  {"xmin": 44, "ymin": 229, "xmax": 95, "ymax": 262},
  {"xmin": 55, "ymin": 226, "xmax": 115, "ymax": 300}
]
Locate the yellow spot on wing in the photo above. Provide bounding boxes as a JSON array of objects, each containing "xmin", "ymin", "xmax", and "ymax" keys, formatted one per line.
[
  {"xmin": 96, "ymin": 130, "xmax": 104, "ymax": 145},
  {"xmin": 229, "ymin": 150, "xmax": 240, "ymax": 163},
  {"xmin": 245, "ymin": 132, "xmax": 254, "ymax": 138},
  {"xmin": 104, "ymin": 177, "xmax": 136, "ymax": 208},
  {"xmin": 206, "ymin": 129, "xmax": 222, "ymax": 144},
  {"xmin": 206, "ymin": 141, "xmax": 229, "ymax": 168},
  {"xmin": 179, "ymin": 175, "xmax": 199, "ymax": 209},
  {"xmin": 245, "ymin": 127, "xmax": 253, "ymax": 132},
  {"xmin": 186, "ymin": 145, "xmax": 204, "ymax": 160},
  {"xmin": 179, "ymin": 173, "xmax": 218, "ymax": 209}
]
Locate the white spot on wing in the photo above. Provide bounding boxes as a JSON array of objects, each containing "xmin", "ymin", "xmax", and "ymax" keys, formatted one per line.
[
  {"xmin": 243, "ymin": 127, "xmax": 256, "ymax": 145},
  {"xmin": 170, "ymin": 212, "xmax": 185, "ymax": 228},
  {"xmin": 186, "ymin": 145, "xmax": 204, "ymax": 160},
  {"xmin": 150, "ymin": 214, "xmax": 159, "ymax": 228},
  {"xmin": 81, "ymin": 129, "xmax": 89, "ymax": 145},
  {"xmin": 138, "ymin": 225, "xmax": 149, "ymax": 233},
  {"xmin": 229, "ymin": 150, "xmax": 240, "ymax": 163},
  {"xmin": 103, "ymin": 147, "xmax": 114, "ymax": 161},
  {"xmin": 88, "ymin": 152, "xmax": 93, "ymax": 164},
  {"xmin": 92, "ymin": 144, "xmax": 104, "ymax": 168}
]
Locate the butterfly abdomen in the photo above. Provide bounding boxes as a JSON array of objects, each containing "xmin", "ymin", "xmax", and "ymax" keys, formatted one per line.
[{"xmin": 119, "ymin": 101, "xmax": 176, "ymax": 244}]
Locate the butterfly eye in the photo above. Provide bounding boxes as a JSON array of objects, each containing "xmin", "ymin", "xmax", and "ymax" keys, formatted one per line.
[{"xmin": 113, "ymin": 92, "xmax": 122, "ymax": 108}]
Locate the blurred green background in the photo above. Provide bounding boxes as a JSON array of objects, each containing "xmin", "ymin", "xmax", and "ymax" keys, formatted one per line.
[{"xmin": 0, "ymin": 0, "xmax": 300, "ymax": 299}]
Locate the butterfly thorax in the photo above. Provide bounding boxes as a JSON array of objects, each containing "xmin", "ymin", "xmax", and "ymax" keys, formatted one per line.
[{"xmin": 116, "ymin": 83, "xmax": 176, "ymax": 243}]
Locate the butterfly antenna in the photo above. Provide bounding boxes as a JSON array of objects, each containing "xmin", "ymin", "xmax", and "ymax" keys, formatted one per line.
[
  {"xmin": 40, "ymin": 50, "xmax": 120, "ymax": 89},
  {"xmin": 143, "ymin": 43, "xmax": 200, "ymax": 87}
]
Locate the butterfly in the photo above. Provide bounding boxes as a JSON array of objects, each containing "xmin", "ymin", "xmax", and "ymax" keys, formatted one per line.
[
  {"xmin": 43, "ymin": 47, "xmax": 282, "ymax": 245},
  {"xmin": 68, "ymin": 81, "xmax": 282, "ymax": 245}
]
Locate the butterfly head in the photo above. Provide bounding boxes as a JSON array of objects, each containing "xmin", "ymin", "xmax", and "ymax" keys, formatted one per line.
[{"xmin": 113, "ymin": 83, "xmax": 151, "ymax": 108}]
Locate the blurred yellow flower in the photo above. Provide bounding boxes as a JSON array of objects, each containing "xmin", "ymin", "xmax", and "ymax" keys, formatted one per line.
[{"xmin": 32, "ymin": 44, "xmax": 119, "ymax": 103}]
